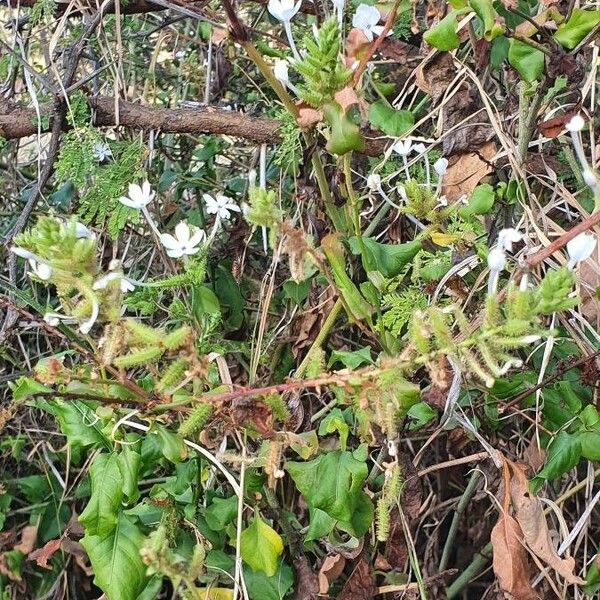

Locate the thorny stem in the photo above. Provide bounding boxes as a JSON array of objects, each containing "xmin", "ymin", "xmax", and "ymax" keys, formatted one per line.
[
  {"xmin": 516, "ymin": 80, "xmax": 545, "ymax": 166},
  {"xmin": 343, "ymin": 153, "xmax": 361, "ymax": 235}
]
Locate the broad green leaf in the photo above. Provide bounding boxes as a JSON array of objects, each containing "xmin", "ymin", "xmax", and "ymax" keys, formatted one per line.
[
  {"xmin": 205, "ymin": 496, "xmax": 238, "ymax": 531},
  {"xmin": 80, "ymin": 514, "xmax": 149, "ymax": 600},
  {"xmin": 469, "ymin": 0, "xmax": 505, "ymax": 40},
  {"xmin": 348, "ymin": 236, "xmax": 422, "ymax": 278},
  {"xmin": 367, "ymin": 101, "xmax": 414, "ymax": 137},
  {"xmin": 321, "ymin": 234, "xmax": 373, "ymax": 322},
  {"xmin": 533, "ymin": 431, "xmax": 581, "ymax": 487},
  {"xmin": 240, "ymin": 515, "xmax": 283, "ymax": 577},
  {"xmin": 579, "ymin": 404, "xmax": 600, "ymax": 428},
  {"xmin": 118, "ymin": 448, "xmax": 141, "ymax": 504},
  {"xmin": 407, "ymin": 402, "xmax": 437, "ymax": 429},
  {"xmin": 323, "ymin": 103, "xmax": 365, "ymax": 156},
  {"xmin": 423, "ymin": 12, "xmax": 461, "ymax": 50},
  {"xmin": 155, "ymin": 426, "xmax": 188, "ymax": 463},
  {"xmin": 318, "ymin": 408, "xmax": 350, "ymax": 451},
  {"xmin": 79, "ymin": 453, "xmax": 123, "ymax": 537},
  {"xmin": 328, "ymin": 346, "xmax": 373, "ymax": 369},
  {"xmin": 288, "ymin": 431, "xmax": 319, "ymax": 460},
  {"xmin": 508, "ymin": 39, "xmax": 544, "ymax": 82},
  {"xmin": 11, "ymin": 377, "xmax": 52, "ymax": 401},
  {"xmin": 554, "ymin": 9, "xmax": 600, "ymax": 49},
  {"xmin": 580, "ymin": 431, "xmax": 600, "ymax": 461},
  {"xmin": 243, "ymin": 561, "xmax": 294, "ymax": 600},
  {"xmin": 283, "ymin": 280, "xmax": 310, "ymax": 305},
  {"xmin": 305, "ymin": 508, "xmax": 337, "ymax": 541},
  {"xmin": 490, "ymin": 36, "xmax": 509, "ymax": 70},
  {"xmin": 193, "ymin": 285, "xmax": 221, "ymax": 317},
  {"xmin": 285, "ymin": 450, "xmax": 373, "ymax": 538},
  {"xmin": 458, "ymin": 184, "xmax": 495, "ymax": 218}
]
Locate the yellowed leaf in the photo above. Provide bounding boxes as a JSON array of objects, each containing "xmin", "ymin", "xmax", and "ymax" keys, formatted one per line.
[
  {"xmin": 193, "ymin": 588, "xmax": 233, "ymax": 600},
  {"xmin": 430, "ymin": 231, "xmax": 460, "ymax": 246},
  {"xmin": 441, "ymin": 142, "xmax": 496, "ymax": 202}
]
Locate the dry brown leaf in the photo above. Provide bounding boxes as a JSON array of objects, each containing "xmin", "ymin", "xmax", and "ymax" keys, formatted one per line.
[
  {"xmin": 336, "ymin": 558, "xmax": 376, "ymax": 600},
  {"xmin": 291, "ymin": 555, "xmax": 319, "ymax": 600},
  {"xmin": 334, "ymin": 87, "xmax": 359, "ymax": 112},
  {"xmin": 14, "ymin": 525, "xmax": 37, "ymax": 555},
  {"xmin": 318, "ymin": 554, "xmax": 346, "ymax": 594},
  {"xmin": 29, "ymin": 538, "xmax": 62, "ymax": 570},
  {"xmin": 510, "ymin": 462, "xmax": 585, "ymax": 585},
  {"xmin": 491, "ymin": 460, "xmax": 538, "ymax": 600},
  {"xmin": 442, "ymin": 142, "xmax": 496, "ymax": 202},
  {"xmin": 296, "ymin": 107, "xmax": 323, "ymax": 129},
  {"xmin": 345, "ymin": 28, "xmax": 370, "ymax": 67}
]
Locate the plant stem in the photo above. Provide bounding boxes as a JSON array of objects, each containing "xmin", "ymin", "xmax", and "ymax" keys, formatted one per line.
[
  {"xmin": 343, "ymin": 152, "xmax": 361, "ymax": 235},
  {"xmin": 446, "ymin": 543, "xmax": 493, "ymax": 599},
  {"xmin": 439, "ymin": 470, "xmax": 482, "ymax": 572}
]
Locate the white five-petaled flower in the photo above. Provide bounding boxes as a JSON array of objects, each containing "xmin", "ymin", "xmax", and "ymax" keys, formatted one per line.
[
  {"xmin": 497, "ymin": 228, "xmax": 523, "ymax": 253},
  {"xmin": 28, "ymin": 259, "xmax": 52, "ymax": 280},
  {"xmin": 273, "ymin": 59, "xmax": 290, "ymax": 85},
  {"xmin": 487, "ymin": 246, "xmax": 506, "ymax": 295},
  {"xmin": 567, "ymin": 232, "xmax": 597, "ymax": 269},
  {"xmin": 119, "ymin": 181, "xmax": 155, "ymax": 210},
  {"xmin": 160, "ymin": 221, "xmax": 206, "ymax": 258},
  {"xmin": 433, "ymin": 157, "xmax": 449, "ymax": 177},
  {"xmin": 92, "ymin": 143, "xmax": 112, "ymax": 161},
  {"xmin": 352, "ymin": 4, "xmax": 386, "ymax": 41},
  {"xmin": 367, "ymin": 173, "xmax": 381, "ymax": 191},
  {"xmin": 566, "ymin": 114, "xmax": 585, "ymax": 132},
  {"xmin": 391, "ymin": 139, "xmax": 414, "ymax": 156},
  {"xmin": 203, "ymin": 194, "xmax": 241, "ymax": 221},
  {"xmin": 268, "ymin": 0, "xmax": 301, "ymax": 22},
  {"xmin": 93, "ymin": 272, "xmax": 136, "ymax": 293}
]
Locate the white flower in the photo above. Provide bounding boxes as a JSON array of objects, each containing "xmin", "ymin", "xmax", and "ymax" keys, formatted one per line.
[
  {"xmin": 497, "ymin": 228, "xmax": 523, "ymax": 253},
  {"xmin": 119, "ymin": 181, "xmax": 155, "ymax": 210},
  {"xmin": 43, "ymin": 312, "xmax": 77, "ymax": 327},
  {"xmin": 566, "ymin": 114, "xmax": 585, "ymax": 132},
  {"xmin": 392, "ymin": 139, "xmax": 413, "ymax": 156},
  {"xmin": 433, "ymin": 157, "xmax": 449, "ymax": 176},
  {"xmin": 412, "ymin": 143, "xmax": 426, "ymax": 154},
  {"xmin": 487, "ymin": 247, "xmax": 506, "ymax": 271},
  {"xmin": 92, "ymin": 143, "xmax": 112, "ymax": 161},
  {"xmin": 567, "ymin": 232, "xmax": 596, "ymax": 269},
  {"xmin": 10, "ymin": 246, "xmax": 38, "ymax": 261},
  {"xmin": 203, "ymin": 193, "xmax": 241, "ymax": 221},
  {"xmin": 267, "ymin": 0, "xmax": 301, "ymax": 22},
  {"xmin": 583, "ymin": 169, "xmax": 598, "ymax": 188},
  {"xmin": 28, "ymin": 259, "xmax": 52, "ymax": 280},
  {"xmin": 436, "ymin": 195, "xmax": 448, "ymax": 208},
  {"xmin": 397, "ymin": 184, "xmax": 408, "ymax": 201},
  {"xmin": 367, "ymin": 173, "xmax": 381, "ymax": 191},
  {"xmin": 159, "ymin": 221, "xmax": 206, "ymax": 258},
  {"xmin": 352, "ymin": 4, "xmax": 386, "ymax": 42},
  {"xmin": 93, "ymin": 272, "xmax": 136, "ymax": 293},
  {"xmin": 273, "ymin": 59, "xmax": 290, "ymax": 85},
  {"xmin": 79, "ymin": 298, "xmax": 99, "ymax": 335}
]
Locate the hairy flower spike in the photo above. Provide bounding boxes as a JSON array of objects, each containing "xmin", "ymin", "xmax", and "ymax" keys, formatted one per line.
[{"xmin": 113, "ymin": 347, "xmax": 163, "ymax": 368}]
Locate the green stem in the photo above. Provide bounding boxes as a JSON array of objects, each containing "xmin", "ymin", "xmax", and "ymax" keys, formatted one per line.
[
  {"xmin": 294, "ymin": 298, "xmax": 343, "ymax": 378},
  {"xmin": 446, "ymin": 543, "xmax": 493, "ymax": 599},
  {"xmin": 343, "ymin": 153, "xmax": 361, "ymax": 235}
]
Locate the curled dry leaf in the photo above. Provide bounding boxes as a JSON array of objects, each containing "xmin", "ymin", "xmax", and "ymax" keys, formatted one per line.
[
  {"xmin": 334, "ymin": 87, "xmax": 360, "ymax": 112},
  {"xmin": 14, "ymin": 525, "xmax": 37, "ymax": 555},
  {"xmin": 491, "ymin": 459, "xmax": 538, "ymax": 600},
  {"xmin": 318, "ymin": 554, "xmax": 346, "ymax": 594},
  {"xmin": 297, "ymin": 107, "xmax": 323, "ymax": 129},
  {"xmin": 509, "ymin": 462, "xmax": 586, "ymax": 585},
  {"xmin": 336, "ymin": 558, "xmax": 376, "ymax": 600},
  {"xmin": 441, "ymin": 142, "xmax": 496, "ymax": 203},
  {"xmin": 29, "ymin": 538, "xmax": 62, "ymax": 569},
  {"xmin": 345, "ymin": 28, "xmax": 370, "ymax": 67}
]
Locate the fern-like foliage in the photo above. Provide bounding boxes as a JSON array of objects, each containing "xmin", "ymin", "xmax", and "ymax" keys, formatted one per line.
[
  {"xmin": 273, "ymin": 109, "xmax": 302, "ymax": 173},
  {"xmin": 293, "ymin": 17, "xmax": 352, "ymax": 107},
  {"xmin": 381, "ymin": 287, "xmax": 428, "ymax": 336}
]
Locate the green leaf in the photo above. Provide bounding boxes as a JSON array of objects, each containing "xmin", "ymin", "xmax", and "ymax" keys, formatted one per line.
[
  {"xmin": 80, "ymin": 514, "xmax": 149, "ymax": 600},
  {"xmin": 205, "ymin": 496, "xmax": 238, "ymax": 531},
  {"xmin": 348, "ymin": 236, "xmax": 422, "ymax": 278},
  {"xmin": 155, "ymin": 426, "xmax": 188, "ymax": 463},
  {"xmin": 285, "ymin": 450, "xmax": 373, "ymax": 539},
  {"xmin": 458, "ymin": 184, "xmax": 495, "ymax": 217},
  {"xmin": 407, "ymin": 402, "xmax": 437, "ymax": 429},
  {"xmin": 240, "ymin": 515, "xmax": 284, "ymax": 577},
  {"xmin": 423, "ymin": 12, "xmax": 461, "ymax": 50},
  {"xmin": 533, "ymin": 431, "xmax": 581, "ymax": 485},
  {"xmin": 243, "ymin": 561, "xmax": 294, "ymax": 600},
  {"xmin": 328, "ymin": 346, "xmax": 373, "ymax": 369},
  {"xmin": 11, "ymin": 377, "xmax": 52, "ymax": 401},
  {"xmin": 283, "ymin": 280, "xmax": 311, "ymax": 305},
  {"xmin": 192, "ymin": 285, "xmax": 221, "ymax": 317},
  {"xmin": 490, "ymin": 36, "xmax": 509, "ymax": 70},
  {"xmin": 118, "ymin": 448, "xmax": 141, "ymax": 504},
  {"xmin": 321, "ymin": 234, "xmax": 373, "ymax": 322},
  {"xmin": 79, "ymin": 453, "xmax": 124, "ymax": 537},
  {"xmin": 469, "ymin": 0, "xmax": 504, "ymax": 40},
  {"xmin": 508, "ymin": 39, "xmax": 544, "ymax": 82},
  {"xmin": 318, "ymin": 408, "xmax": 350, "ymax": 451},
  {"xmin": 367, "ymin": 101, "xmax": 414, "ymax": 137},
  {"xmin": 288, "ymin": 431, "xmax": 319, "ymax": 460},
  {"xmin": 554, "ymin": 9, "xmax": 600, "ymax": 50},
  {"xmin": 583, "ymin": 554, "xmax": 600, "ymax": 596},
  {"xmin": 580, "ymin": 431, "xmax": 600, "ymax": 461},
  {"xmin": 323, "ymin": 103, "xmax": 365, "ymax": 156}
]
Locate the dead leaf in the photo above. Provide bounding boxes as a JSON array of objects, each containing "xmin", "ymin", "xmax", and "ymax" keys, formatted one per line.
[
  {"xmin": 296, "ymin": 107, "xmax": 323, "ymax": 129},
  {"xmin": 291, "ymin": 555, "xmax": 319, "ymax": 600},
  {"xmin": 491, "ymin": 460, "xmax": 538, "ymax": 600},
  {"xmin": 510, "ymin": 462, "xmax": 585, "ymax": 585},
  {"xmin": 14, "ymin": 525, "xmax": 37, "ymax": 555},
  {"xmin": 211, "ymin": 27, "xmax": 229, "ymax": 45},
  {"xmin": 537, "ymin": 110, "xmax": 581, "ymax": 139},
  {"xmin": 442, "ymin": 142, "xmax": 496, "ymax": 203},
  {"xmin": 62, "ymin": 539, "xmax": 93, "ymax": 576},
  {"xmin": 336, "ymin": 558, "xmax": 376, "ymax": 600},
  {"xmin": 318, "ymin": 554, "xmax": 346, "ymax": 594},
  {"xmin": 523, "ymin": 437, "xmax": 545, "ymax": 473},
  {"xmin": 345, "ymin": 28, "xmax": 370, "ymax": 67},
  {"xmin": 334, "ymin": 87, "xmax": 359, "ymax": 112},
  {"xmin": 29, "ymin": 538, "xmax": 62, "ymax": 569}
]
